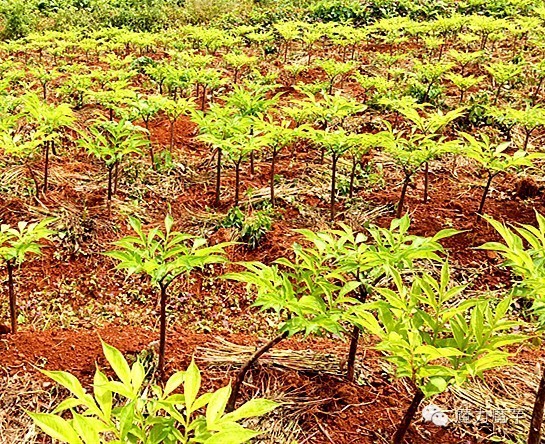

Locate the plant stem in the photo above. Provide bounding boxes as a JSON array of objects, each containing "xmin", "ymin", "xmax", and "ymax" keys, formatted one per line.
[
  {"xmin": 169, "ymin": 119, "xmax": 175, "ymax": 151},
  {"xmin": 493, "ymin": 85, "xmax": 502, "ymax": 105},
  {"xmin": 43, "ymin": 141, "xmax": 50, "ymax": 194},
  {"xmin": 215, "ymin": 148, "xmax": 222, "ymax": 207},
  {"xmin": 107, "ymin": 165, "xmax": 113, "ymax": 214},
  {"xmin": 158, "ymin": 283, "xmax": 168, "ymax": 379},
  {"xmin": 349, "ymin": 156, "xmax": 357, "ymax": 199},
  {"xmin": 270, "ymin": 149, "xmax": 277, "ymax": 205},
  {"xmin": 392, "ymin": 386, "xmax": 424, "ymax": 444},
  {"xmin": 346, "ymin": 326, "xmax": 360, "ymax": 381},
  {"xmin": 226, "ymin": 331, "xmax": 288, "ymax": 413},
  {"xmin": 201, "ymin": 86, "xmax": 207, "ymax": 112},
  {"xmin": 113, "ymin": 161, "xmax": 120, "ymax": 195},
  {"xmin": 423, "ymin": 162, "xmax": 429, "ymax": 203},
  {"xmin": 7, "ymin": 260, "xmax": 15, "ymax": 334},
  {"xmin": 330, "ymin": 154, "xmax": 338, "ymax": 221},
  {"xmin": 528, "ymin": 364, "xmax": 545, "ymax": 444},
  {"xmin": 523, "ymin": 129, "xmax": 533, "ymax": 150},
  {"xmin": 234, "ymin": 158, "xmax": 242, "ymax": 207},
  {"xmin": 26, "ymin": 163, "xmax": 40, "ymax": 198},
  {"xmin": 532, "ymin": 77, "xmax": 544, "ymax": 104},
  {"xmin": 477, "ymin": 172, "xmax": 494, "ymax": 216},
  {"xmin": 397, "ymin": 175, "xmax": 411, "ymax": 219}
]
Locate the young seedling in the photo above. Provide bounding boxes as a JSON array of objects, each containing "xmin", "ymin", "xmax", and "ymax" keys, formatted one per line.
[
  {"xmin": 274, "ymin": 22, "xmax": 301, "ymax": 62},
  {"xmin": 480, "ymin": 213, "xmax": 545, "ymax": 444},
  {"xmin": 129, "ymin": 95, "xmax": 164, "ymax": 168},
  {"xmin": 296, "ymin": 216, "xmax": 458, "ymax": 381},
  {"xmin": 306, "ymin": 128, "xmax": 366, "ymax": 221},
  {"xmin": 29, "ymin": 341, "xmax": 278, "ymax": 443},
  {"xmin": 446, "ymin": 73, "xmax": 484, "ymax": 104},
  {"xmin": 314, "ymin": 59, "xmax": 357, "ymax": 95},
  {"xmin": 223, "ymin": 52, "xmax": 257, "ymax": 84},
  {"xmin": 381, "ymin": 130, "xmax": 457, "ymax": 218},
  {"xmin": 79, "ymin": 119, "xmax": 148, "ymax": 212},
  {"xmin": 356, "ymin": 263, "xmax": 525, "ymax": 444},
  {"xmin": 486, "ymin": 61, "xmax": 524, "ymax": 105},
  {"xmin": 461, "ymin": 132, "xmax": 538, "ymax": 216},
  {"xmin": 22, "ymin": 93, "xmax": 75, "ymax": 194},
  {"xmin": 223, "ymin": 241, "xmax": 360, "ymax": 411},
  {"xmin": 255, "ymin": 118, "xmax": 300, "ymax": 206},
  {"xmin": 163, "ymin": 97, "xmax": 195, "ymax": 151},
  {"xmin": 0, "ymin": 219, "xmax": 55, "ymax": 333},
  {"xmin": 397, "ymin": 105, "xmax": 465, "ymax": 203},
  {"xmin": 224, "ymin": 83, "xmax": 279, "ymax": 175},
  {"xmin": 106, "ymin": 214, "xmax": 231, "ymax": 378}
]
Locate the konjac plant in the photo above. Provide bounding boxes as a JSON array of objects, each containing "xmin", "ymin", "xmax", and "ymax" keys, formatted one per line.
[
  {"xmin": 0, "ymin": 218, "xmax": 55, "ymax": 333},
  {"xmin": 106, "ymin": 214, "xmax": 231, "ymax": 377},
  {"xmin": 356, "ymin": 263, "xmax": 526, "ymax": 443},
  {"xmin": 29, "ymin": 341, "xmax": 278, "ymax": 444}
]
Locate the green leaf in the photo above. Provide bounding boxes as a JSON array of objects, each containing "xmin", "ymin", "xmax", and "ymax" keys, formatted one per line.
[
  {"xmin": 184, "ymin": 359, "xmax": 201, "ymax": 412},
  {"xmin": 164, "ymin": 370, "xmax": 185, "ymax": 397},
  {"xmin": 224, "ymin": 398, "xmax": 279, "ymax": 422},
  {"xmin": 27, "ymin": 412, "xmax": 83, "ymax": 444},
  {"xmin": 101, "ymin": 341, "xmax": 133, "ymax": 390},
  {"xmin": 206, "ymin": 385, "xmax": 231, "ymax": 426},
  {"xmin": 204, "ymin": 429, "xmax": 260, "ymax": 444}
]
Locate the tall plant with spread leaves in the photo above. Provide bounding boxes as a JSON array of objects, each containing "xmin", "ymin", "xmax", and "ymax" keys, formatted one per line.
[
  {"xmin": 106, "ymin": 215, "xmax": 231, "ymax": 377},
  {"xmin": 79, "ymin": 119, "xmax": 148, "ymax": 212},
  {"xmin": 356, "ymin": 264, "xmax": 525, "ymax": 443},
  {"xmin": 23, "ymin": 93, "xmax": 75, "ymax": 194},
  {"xmin": 223, "ymin": 239, "xmax": 361, "ymax": 411},
  {"xmin": 481, "ymin": 213, "xmax": 545, "ymax": 444},
  {"xmin": 296, "ymin": 216, "xmax": 459, "ymax": 381},
  {"xmin": 461, "ymin": 132, "xmax": 538, "ymax": 216},
  {"xmin": 0, "ymin": 218, "xmax": 55, "ymax": 333}
]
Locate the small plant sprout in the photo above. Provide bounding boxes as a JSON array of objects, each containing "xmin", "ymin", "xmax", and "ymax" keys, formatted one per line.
[
  {"xmin": 106, "ymin": 215, "xmax": 231, "ymax": 377},
  {"xmin": 446, "ymin": 73, "xmax": 484, "ymax": 104},
  {"xmin": 355, "ymin": 263, "xmax": 525, "ymax": 444},
  {"xmin": 129, "ymin": 95, "xmax": 164, "ymax": 167},
  {"xmin": 193, "ymin": 105, "xmax": 242, "ymax": 207},
  {"xmin": 397, "ymin": 105, "xmax": 465, "ymax": 203},
  {"xmin": 163, "ymin": 97, "xmax": 195, "ymax": 151},
  {"xmin": 28, "ymin": 341, "xmax": 278, "ymax": 444},
  {"xmin": 486, "ymin": 61, "xmax": 524, "ymax": 105},
  {"xmin": 381, "ymin": 129, "xmax": 458, "ymax": 218},
  {"xmin": 314, "ymin": 58, "xmax": 357, "ymax": 95},
  {"xmin": 223, "ymin": 52, "xmax": 257, "ymax": 84},
  {"xmin": 254, "ymin": 118, "xmax": 300, "ymax": 206},
  {"xmin": 460, "ymin": 132, "xmax": 539, "ymax": 216},
  {"xmin": 0, "ymin": 218, "xmax": 55, "ymax": 333},
  {"xmin": 274, "ymin": 21, "xmax": 301, "ymax": 62}
]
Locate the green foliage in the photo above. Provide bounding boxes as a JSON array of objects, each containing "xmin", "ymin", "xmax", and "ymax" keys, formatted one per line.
[
  {"xmin": 481, "ymin": 213, "xmax": 545, "ymax": 325},
  {"xmin": 356, "ymin": 263, "xmax": 525, "ymax": 397},
  {"xmin": 461, "ymin": 132, "xmax": 537, "ymax": 176},
  {"xmin": 0, "ymin": 0, "xmax": 37, "ymax": 39},
  {"xmin": 222, "ymin": 207, "xmax": 273, "ymax": 250},
  {"xmin": 0, "ymin": 218, "xmax": 55, "ymax": 264},
  {"xmin": 224, "ymin": 246, "xmax": 360, "ymax": 337},
  {"xmin": 310, "ymin": 0, "xmax": 367, "ymax": 24},
  {"xmin": 80, "ymin": 119, "xmax": 147, "ymax": 167},
  {"xmin": 106, "ymin": 214, "xmax": 230, "ymax": 288},
  {"xmin": 28, "ymin": 341, "xmax": 278, "ymax": 444}
]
